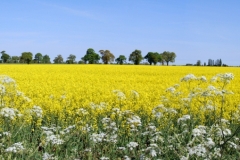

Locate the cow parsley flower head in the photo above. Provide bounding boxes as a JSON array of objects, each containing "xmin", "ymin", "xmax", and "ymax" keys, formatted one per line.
[
  {"xmin": 127, "ymin": 142, "xmax": 138, "ymax": 150},
  {"xmin": 181, "ymin": 74, "xmax": 197, "ymax": 82},
  {"xmin": 166, "ymin": 87, "xmax": 176, "ymax": 93},
  {"xmin": 113, "ymin": 90, "xmax": 126, "ymax": 100},
  {"xmin": 177, "ymin": 115, "xmax": 191, "ymax": 123},
  {"xmin": 5, "ymin": 142, "xmax": 24, "ymax": 153},
  {"xmin": 30, "ymin": 105, "xmax": 43, "ymax": 118},
  {"xmin": 131, "ymin": 90, "xmax": 139, "ymax": 98},
  {"xmin": 0, "ymin": 107, "xmax": 18, "ymax": 120},
  {"xmin": 42, "ymin": 152, "xmax": 55, "ymax": 160}
]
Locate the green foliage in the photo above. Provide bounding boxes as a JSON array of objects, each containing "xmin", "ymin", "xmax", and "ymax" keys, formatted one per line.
[
  {"xmin": 82, "ymin": 48, "xmax": 100, "ymax": 64},
  {"xmin": 42, "ymin": 55, "xmax": 51, "ymax": 64},
  {"xmin": 53, "ymin": 55, "xmax": 64, "ymax": 64},
  {"xmin": 21, "ymin": 52, "xmax": 33, "ymax": 64},
  {"xmin": 34, "ymin": 53, "xmax": 43, "ymax": 63},
  {"xmin": 144, "ymin": 52, "xmax": 161, "ymax": 65},
  {"xmin": 99, "ymin": 50, "xmax": 115, "ymax": 64},
  {"xmin": 115, "ymin": 55, "xmax": 127, "ymax": 64},
  {"xmin": 66, "ymin": 54, "xmax": 76, "ymax": 64},
  {"xmin": 129, "ymin": 49, "xmax": 143, "ymax": 65},
  {"xmin": 1, "ymin": 51, "xmax": 10, "ymax": 63},
  {"xmin": 161, "ymin": 51, "xmax": 176, "ymax": 66}
]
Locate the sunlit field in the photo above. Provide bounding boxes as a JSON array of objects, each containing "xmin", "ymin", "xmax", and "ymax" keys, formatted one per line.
[{"xmin": 0, "ymin": 64, "xmax": 240, "ymax": 159}]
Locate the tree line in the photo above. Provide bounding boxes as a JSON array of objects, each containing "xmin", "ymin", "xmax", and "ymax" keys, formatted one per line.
[
  {"xmin": 0, "ymin": 49, "xmax": 176, "ymax": 65},
  {"xmin": 186, "ymin": 58, "xmax": 227, "ymax": 67}
]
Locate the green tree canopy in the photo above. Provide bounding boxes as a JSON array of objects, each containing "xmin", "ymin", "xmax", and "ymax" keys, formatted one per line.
[
  {"xmin": 144, "ymin": 52, "xmax": 161, "ymax": 65},
  {"xmin": 81, "ymin": 48, "xmax": 100, "ymax": 64},
  {"xmin": 129, "ymin": 49, "xmax": 143, "ymax": 65},
  {"xmin": 99, "ymin": 50, "xmax": 115, "ymax": 64},
  {"xmin": 115, "ymin": 55, "xmax": 127, "ymax": 65},
  {"xmin": 1, "ymin": 51, "xmax": 10, "ymax": 63},
  {"xmin": 66, "ymin": 54, "xmax": 76, "ymax": 64},
  {"xmin": 21, "ymin": 52, "xmax": 33, "ymax": 64},
  {"xmin": 42, "ymin": 55, "xmax": 51, "ymax": 63},
  {"xmin": 53, "ymin": 55, "xmax": 64, "ymax": 64},
  {"xmin": 34, "ymin": 53, "xmax": 43, "ymax": 63},
  {"xmin": 12, "ymin": 56, "xmax": 20, "ymax": 63},
  {"xmin": 161, "ymin": 51, "xmax": 176, "ymax": 66}
]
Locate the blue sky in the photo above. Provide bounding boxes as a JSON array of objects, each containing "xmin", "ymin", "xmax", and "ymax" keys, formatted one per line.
[{"xmin": 0, "ymin": 0, "xmax": 239, "ymax": 65}]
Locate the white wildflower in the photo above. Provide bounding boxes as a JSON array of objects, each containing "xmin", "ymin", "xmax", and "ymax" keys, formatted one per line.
[
  {"xmin": 131, "ymin": 90, "xmax": 139, "ymax": 98},
  {"xmin": 100, "ymin": 157, "xmax": 109, "ymax": 160},
  {"xmin": 5, "ymin": 142, "xmax": 24, "ymax": 153},
  {"xmin": 177, "ymin": 115, "xmax": 190, "ymax": 123},
  {"xmin": 127, "ymin": 142, "xmax": 138, "ymax": 150},
  {"xmin": 0, "ymin": 76, "xmax": 16, "ymax": 84},
  {"xmin": 205, "ymin": 138, "xmax": 215, "ymax": 148},
  {"xmin": 60, "ymin": 125, "xmax": 75, "ymax": 134},
  {"xmin": 192, "ymin": 125, "xmax": 206, "ymax": 137},
  {"xmin": 188, "ymin": 144, "xmax": 207, "ymax": 157},
  {"xmin": 46, "ymin": 134, "xmax": 64, "ymax": 145},
  {"xmin": 181, "ymin": 74, "xmax": 197, "ymax": 82},
  {"xmin": 42, "ymin": 152, "xmax": 55, "ymax": 160},
  {"xmin": 198, "ymin": 76, "xmax": 207, "ymax": 82},
  {"xmin": 30, "ymin": 105, "xmax": 43, "ymax": 118},
  {"xmin": 118, "ymin": 147, "xmax": 126, "ymax": 150},
  {"xmin": 166, "ymin": 87, "xmax": 176, "ymax": 93},
  {"xmin": 113, "ymin": 90, "xmax": 126, "ymax": 100},
  {"xmin": 0, "ymin": 107, "xmax": 18, "ymax": 120},
  {"xmin": 90, "ymin": 133, "xmax": 106, "ymax": 143},
  {"xmin": 124, "ymin": 156, "xmax": 131, "ymax": 160}
]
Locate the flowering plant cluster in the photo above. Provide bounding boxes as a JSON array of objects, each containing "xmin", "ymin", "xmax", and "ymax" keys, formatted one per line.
[{"xmin": 0, "ymin": 71, "xmax": 239, "ymax": 159}]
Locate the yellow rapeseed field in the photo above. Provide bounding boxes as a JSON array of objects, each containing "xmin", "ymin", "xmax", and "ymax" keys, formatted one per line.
[{"xmin": 0, "ymin": 64, "xmax": 240, "ymax": 126}]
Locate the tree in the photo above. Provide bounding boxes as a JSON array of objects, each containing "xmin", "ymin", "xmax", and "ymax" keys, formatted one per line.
[
  {"xmin": 42, "ymin": 55, "xmax": 51, "ymax": 63},
  {"xmin": 129, "ymin": 49, "xmax": 143, "ymax": 65},
  {"xmin": 115, "ymin": 55, "xmax": 126, "ymax": 65},
  {"xmin": 161, "ymin": 51, "xmax": 176, "ymax": 66},
  {"xmin": 1, "ymin": 51, "xmax": 10, "ymax": 63},
  {"xmin": 196, "ymin": 60, "xmax": 201, "ymax": 66},
  {"xmin": 144, "ymin": 52, "xmax": 160, "ymax": 65},
  {"xmin": 66, "ymin": 54, "xmax": 76, "ymax": 64},
  {"xmin": 81, "ymin": 48, "xmax": 100, "ymax": 64},
  {"xmin": 99, "ymin": 50, "xmax": 115, "ymax": 64},
  {"xmin": 159, "ymin": 53, "xmax": 165, "ymax": 65},
  {"xmin": 34, "ymin": 53, "xmax": 43, "ymax": 63},
  {"xmin": 12, "ymin": 56, "xmax": 20, "ymax": 63},
  {"xmin": 21, "ymin": 52, "xmax": 33, "ymax": 64},
  {"xmin": 53, "ymin": 55, "xmax": 64, "ymax": 64}
]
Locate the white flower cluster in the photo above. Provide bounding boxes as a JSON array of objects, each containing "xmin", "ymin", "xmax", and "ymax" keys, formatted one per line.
[
  {"xmin": 0, "ymin": 107, "xmax": 19, "ymax": 120},
  {"xmin": 112, "ymin": 90, "xmax": 126, "ymax": 100},
  {"xmin": 211, "ymin": 73, "xmax": 234, "ymax": 83},
  {"xmin": 90, "ymin": 102, "xmax": 107, "ymax": 110},
  {"xmin": 5, "ymin": 142, "xmax": 24, "ymax": 153},
  {"xmin": 30, "ymin": 105, "xmax": 43, "ymax": 118},
  {"xmin": 60, "ymin": 125, "xmax": 76, "ymax": 135},
  {"xmin": 90, "ymin": 133, "xmax": 106, "ymax": 143},
  {"xmin": 0, "ymin": 131, "xmax": 11, "ymax": 137},
  {"xmin": 152, "ymin": 105, "xmax": 177, "ymax": 119},
  {"xmin": 181, "ymin": 74, "xmax": 197, "ymax": 82},
  {"xmin": 131, "ymin": 90, "xmax": 139, "ymax": 98},
  {"xmin": 42, "ymin": 152, "xmax": 56, "ymax": 160},
  {"xmin": 41, "ymin": 126, "xmax": 64, "ymax": 145},
  {"xmin": 0, "ymin": 75, "xmax": 16, "ymax": 84},
  {"xmin": 127, "ymin": 142, "xmax": 138, "ymax": 150},
  {"xmin": 177, "ymin": 115, "xmax": 191, "ymax": 123}
]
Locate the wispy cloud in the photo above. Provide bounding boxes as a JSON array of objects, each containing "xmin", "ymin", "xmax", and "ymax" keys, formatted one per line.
[{"xmin": 38, "ymin": 1, "xmax": 101, "ymax": 21}]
